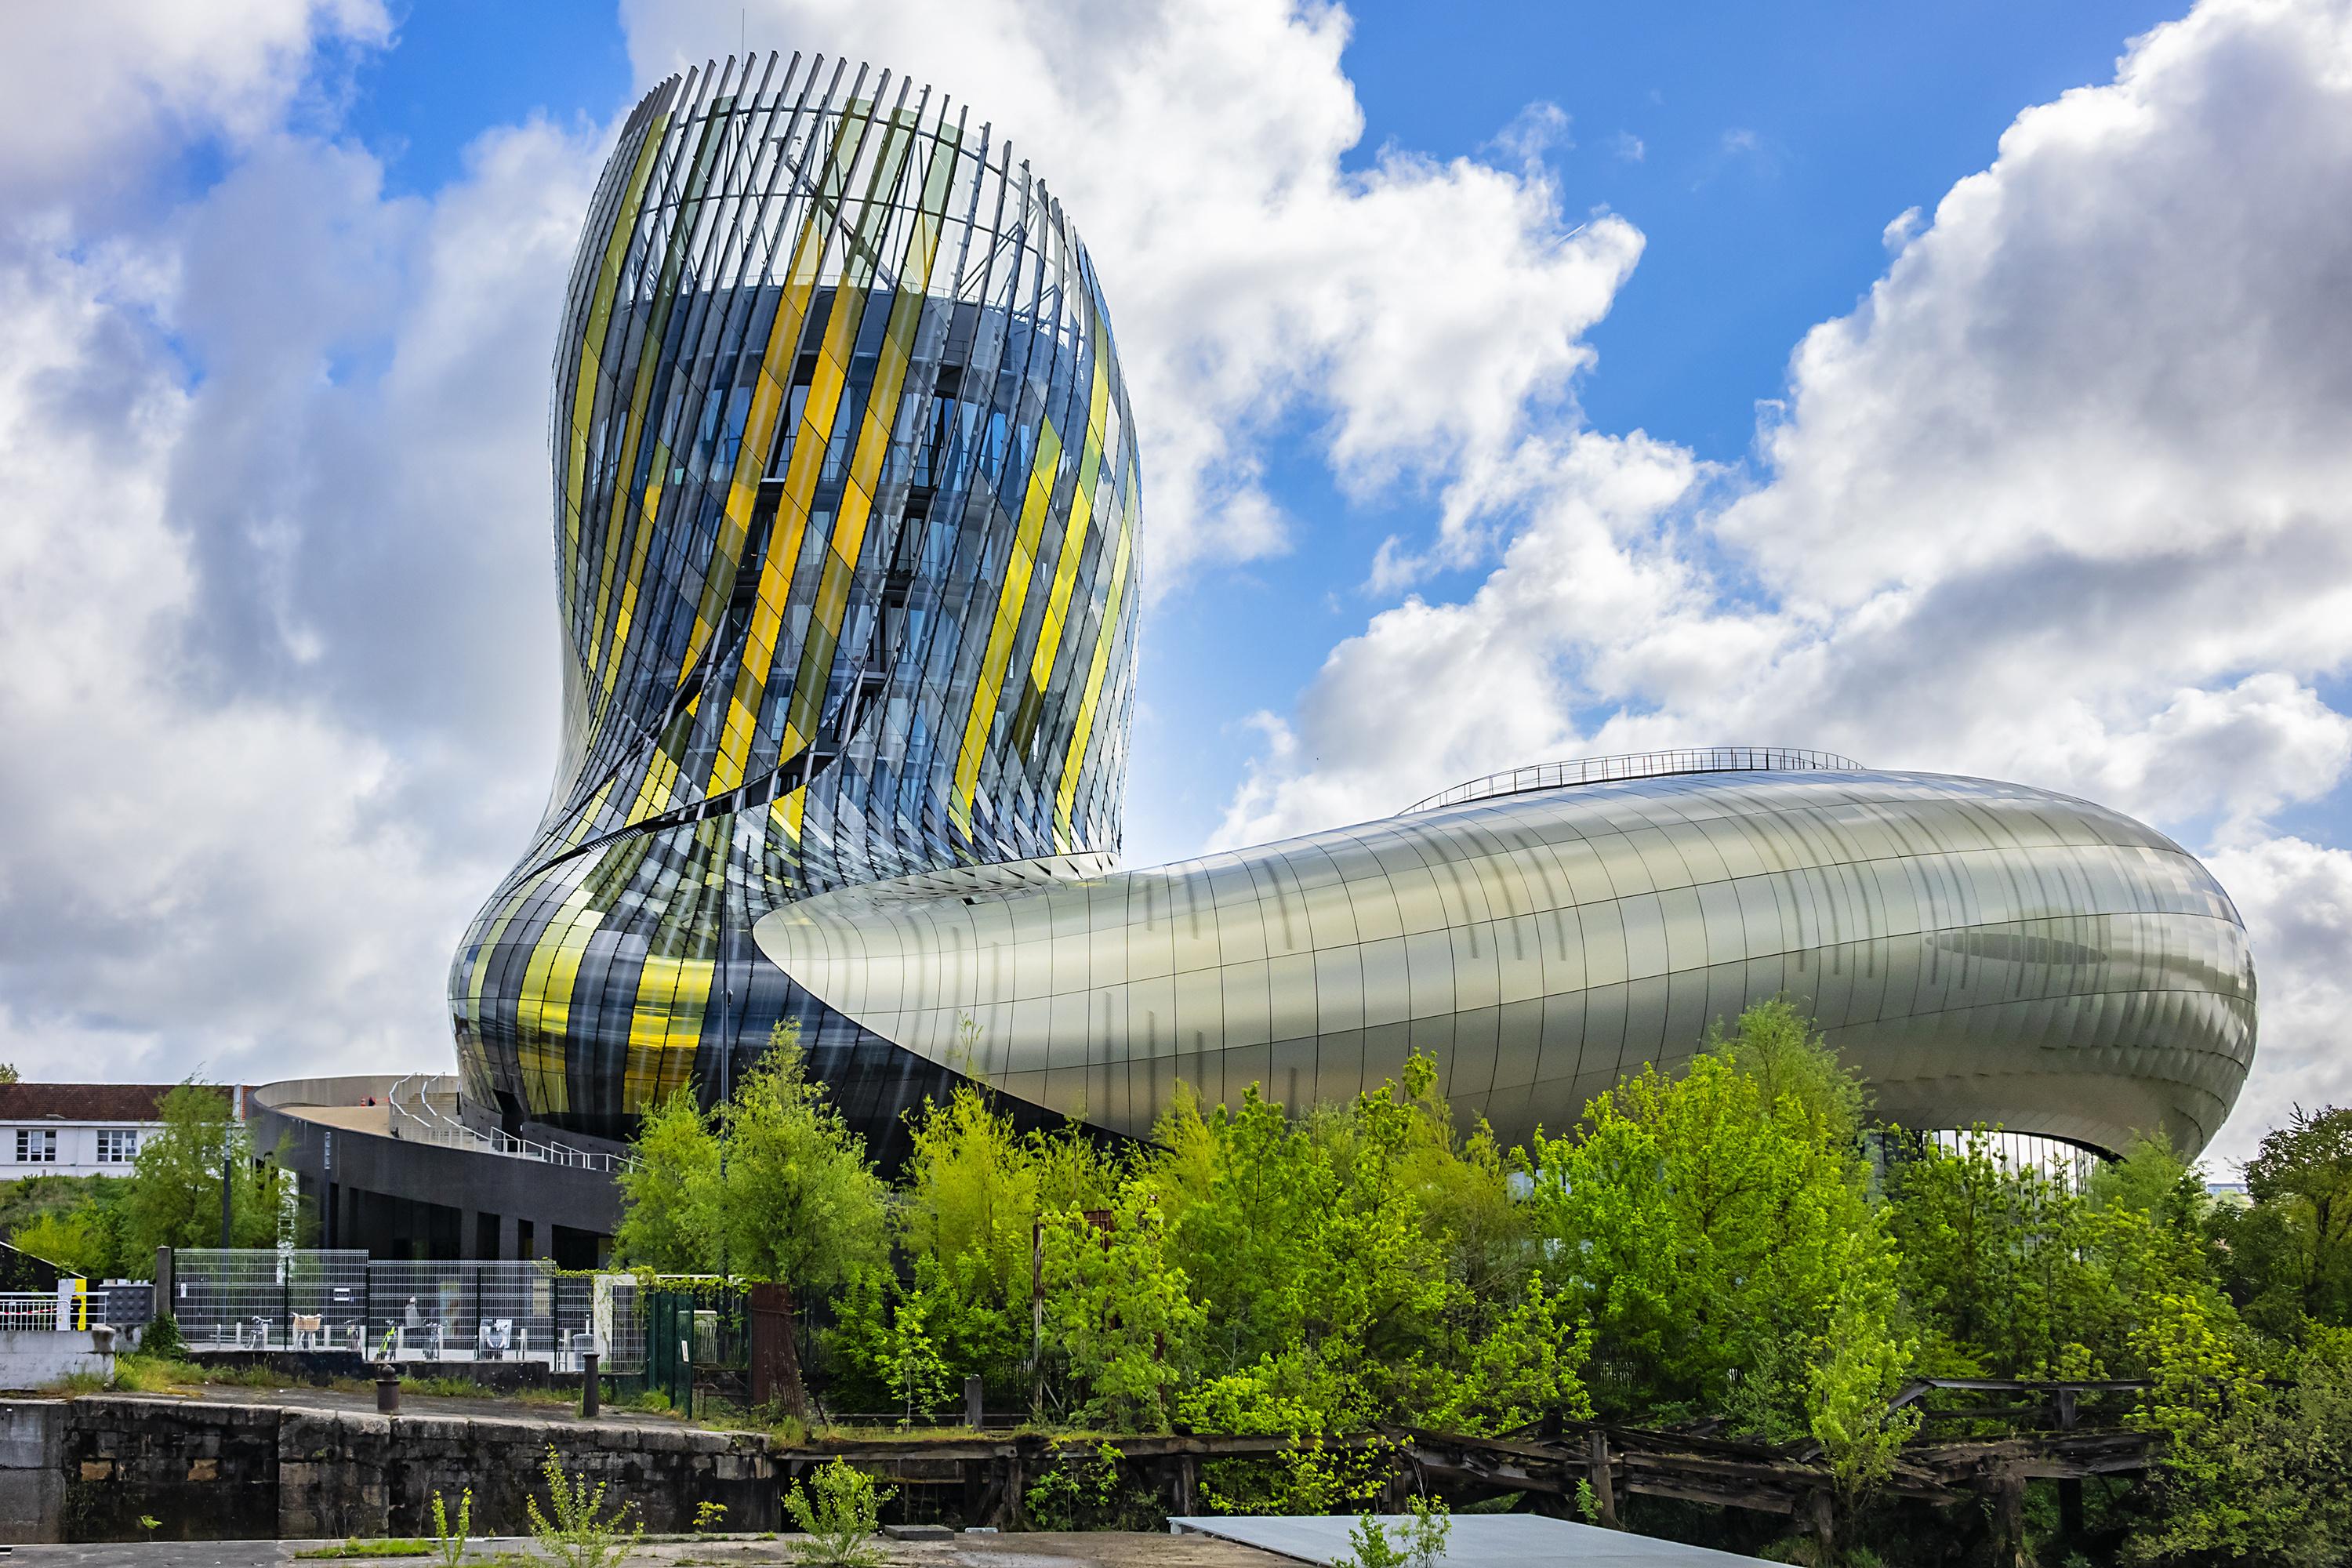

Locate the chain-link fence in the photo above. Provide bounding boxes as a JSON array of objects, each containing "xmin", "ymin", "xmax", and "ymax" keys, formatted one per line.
[{"xmin": 165, "ymin": 1250, "xmax": 642, "ymax": 1371}]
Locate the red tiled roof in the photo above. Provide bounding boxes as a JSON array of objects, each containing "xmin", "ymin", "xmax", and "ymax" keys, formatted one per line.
[{"xmin": 0, "ymin": 1083, "xmax": 188, "ymax": 1123}]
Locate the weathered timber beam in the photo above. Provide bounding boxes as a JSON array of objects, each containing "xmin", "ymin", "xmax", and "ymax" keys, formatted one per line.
[{"xmin": 1624, "ymin": 1476, "xmax": 1800, "ymax": 1514}]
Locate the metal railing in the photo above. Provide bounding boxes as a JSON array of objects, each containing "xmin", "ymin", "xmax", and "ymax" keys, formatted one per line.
[
  {"xmin": 0, "ymin": 1293, "xmax": 68, "ymax": 1332},
  {"xmin": 387, "ymin": 1075, "xmax": 636, "ymax": 1174},
  {"xmin": 1403, "ymin": 747, "xmax": 1864, "ymax": 815}
]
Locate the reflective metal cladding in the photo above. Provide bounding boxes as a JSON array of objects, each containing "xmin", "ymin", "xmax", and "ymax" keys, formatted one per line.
[
  {"xmin": 756, "ymin": 761, "xmax": 2256, "ymax": 1157},
  {"xmin": 455, "ymin": 55, "xmax": 2255, "ymax": 1160}
]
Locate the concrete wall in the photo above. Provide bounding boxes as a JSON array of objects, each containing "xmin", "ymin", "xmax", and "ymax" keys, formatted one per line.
[
  {"xmin": 0, "ymin": 1396, "xmax": 779, "ymax": 1542},
  {"xmin": 0, "ymin": 1403, "xmax": 63, "ymax": 1542},
  {"xmin": 252, "ymin": 1077, "xmax": 622, "ymax": 1263},
  {"xmin": 0, "ymin": 1334, "xmax": 111, "ymax": 1395}
]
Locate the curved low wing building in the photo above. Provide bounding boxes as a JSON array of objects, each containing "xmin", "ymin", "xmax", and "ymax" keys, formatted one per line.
[
  {"xmin": 456, "ymin": 53, "xmax": 2255, "ymax": 1162},
  {"xmin": 753, "ymin": 755, "xmax": 2255, "ymax": 1157}
]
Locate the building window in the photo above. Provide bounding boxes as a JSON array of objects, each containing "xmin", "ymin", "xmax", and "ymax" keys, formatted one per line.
[
  {"xmin": 96, "ymin": 1129, "xmax": 138, "ymax": 1164},
  {"xmin": 14, "ymin": 1130, "xmax": 56, "ymax": 1164}
]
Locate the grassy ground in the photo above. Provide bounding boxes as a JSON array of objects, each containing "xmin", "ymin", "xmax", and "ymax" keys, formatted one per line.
[
  {"xmin": 44, "ymin": 1354, "xmax": 382, "ymax": 1398},
  {"xmin": 291, "ymin": 1541, "xmax": 431, "ymax": 1559}
]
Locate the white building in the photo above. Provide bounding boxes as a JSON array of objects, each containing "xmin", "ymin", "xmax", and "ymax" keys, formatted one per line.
[{"xmin": 0, "ymin": 1085, "xmax": 211, "ymax": 1180}]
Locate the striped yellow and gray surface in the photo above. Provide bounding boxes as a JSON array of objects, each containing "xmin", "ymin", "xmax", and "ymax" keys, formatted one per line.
[{"xmin": 451, "ymin": 53, "xmax": 1140, "ymax": 1138}]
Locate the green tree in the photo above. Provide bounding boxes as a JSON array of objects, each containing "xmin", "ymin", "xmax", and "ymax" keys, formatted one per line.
[
  {"xmin": 615, "ymin": 1023, "xmax": 887, "ymax": 1415},
  {"xmin": 1708, "ymin": 996, "xmax": 1867, "ymax": 1145},
  {"xmin": 2211, "ymin": 1106, "xmax": 2352, "ymax": 1334},
  {"xmin": 1887, "ymin": 1126, "xmax": 2213, "ymax": 1382},
  {"xmin": 1527, "ymin": 1015, "xmax": 1878, "ymax": 1434},
  {"xmin": 1039, "ymin": 1180, "xmax": 1206, "ymax": 1431},
  {"xmin": 612, "ymin": 1086, "xmax": 720, "ymax": 1274},
  {"xmin": 2125, "ymin": 1289, "xmax": 2277, "ymax": 1563},
  {"xmin": 4, "ymin": 1174, "xmax": 129, "ymax": 1278},
  {"xmin": 1423, "ymin": 1269, "xmax": 1593, "ymax": 1436},
  {"xmin": 900, "ymin": 1083, "xmax": 1040, "ymax": 1306},
  {"xmin": 895, "ymin": 1084, "xmax": 1046, "ymax": 1397},
  {"xmin": 877, "ymin": 1276, "xmax": 953, "ymax": 1423},
  {"xmin": 11, "ymin": 1208, "xmax": 115, "ymax": 1278},
  {"xmin": 1143, "ymin": 1055, "xmax": 1571, "ymax": 1437},
  {"xmin": 1806, "ymin": 1224, "xmax": 1921, "ymax": 1516},
  {"xmin": 120, "ymin": 1083, "xmax": 280, "ymax": 1257}
]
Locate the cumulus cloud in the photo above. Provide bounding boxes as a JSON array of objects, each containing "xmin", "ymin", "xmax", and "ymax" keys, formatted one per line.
[
  {"xmin": 1213, "ymin": 0, "xmax": 2352, "ymax": 1163},
  {"xmin": 2203, "ymin": 837, "xmax": 2352, "ymax": 1162},
  {"xmin": 0, "ymin": 12, "xmax": 604, "ymax": 1084},
  {"xmin": 622, "ymin": 0, "xmax": 1644, "ymax": 583},
  {"xmin": 0, "ymin": 0, "xmax": 390, "ymax": 208}
]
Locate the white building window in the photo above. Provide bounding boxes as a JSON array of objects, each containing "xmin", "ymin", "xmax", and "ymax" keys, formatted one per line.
[
  {"xmin": 96, "ymin": 1129, "xmax": 138, "ymax": 1163},
  {"xmin": 14, "ymin": 1129, "xmax": 56, "ymax": 1164}
]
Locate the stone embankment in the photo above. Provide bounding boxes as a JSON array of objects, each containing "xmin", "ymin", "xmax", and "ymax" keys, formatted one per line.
[{"xmin": 0, "ymin": 1395, "xmax": 775, "ymax": 1543}]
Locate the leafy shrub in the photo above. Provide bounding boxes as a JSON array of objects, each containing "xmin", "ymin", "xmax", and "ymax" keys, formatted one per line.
[
  {"xmin": 783, "ymin": 1457, "xmax": 892, "ymax": 1566},
  {"xmin": 1023, "ymin": 1442, "xmax": 1161, "ymax": 1532},
  {"xmin": 429, "ymin": 1486, "xmax": 470, "ymax": 1568},
  {"xmin": 524, "ymin": 1446, "xmax": 641, "ymax": 1568},
  {"xmin": 140, "ymin": 1312, "xmax": 184, "ymax": 1359}
]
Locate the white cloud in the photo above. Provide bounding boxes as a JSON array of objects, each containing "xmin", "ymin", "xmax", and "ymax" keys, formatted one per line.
[
  {"xmin": 1214, "ymin": 0, "xmax": 2352, "ymax": 1162},
  {"xmin": 0, "ymin": 13, "xmax": 604, "ymax": 1086},
  {"xmin": 0, "ymin": 0, "xmax": 390, "ymax": 208},
  {"xmin": 1488, "ymin": 101, "xmax": 1573, "ymax": 163},
  {"xmin": 621, "ymin": 0, "xmax": 1644, "ymax": 585},
  {"xmin": 1610, "ymin": 131, "xmax": 1646, "ymax": 163},
  {"xmin": 2203, "ymin": 837, "xmax": 2352, "ymax": 1164}
]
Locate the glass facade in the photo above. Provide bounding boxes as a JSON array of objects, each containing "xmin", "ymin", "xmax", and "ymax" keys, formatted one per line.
[
  {"xmin": 451, "ymin": 53, "xmax": 1139, "ymax": 1145},
  {"xmin": 458, "ymin": 55, "xmax": 2256, "ymax": 1162}
]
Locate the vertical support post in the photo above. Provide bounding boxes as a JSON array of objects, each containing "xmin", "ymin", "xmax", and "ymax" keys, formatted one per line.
[
  {"xmin": 583, "ymin": 1352, "xmax": 601, "ymax": 1418},
  {"xmin": 220, "ymin": 1153, "xmax": 235, "ymax": 1247},
  {"xmin": 1004, "ymin": 1449, "xmax": 1027, "ymax": 1532},
  {"xmin": 1028, "ymin": 1220, "xmax": 1045, "ymax": 1414},
  {"xmin": 2056, "ymin": 1386, "xmax": 2084, "ymax": 1540},
  {"xmin": 964, "ymin": 1374, "xmax": 984, "ymax": 1430},
  {"xmin": 1585, "ymin": 1430, "xmax": 1619, "ymax": 1529},
  {"xmin": 1989, "ymin": 1465, "xmax": 2027, "ymax": 1568}
]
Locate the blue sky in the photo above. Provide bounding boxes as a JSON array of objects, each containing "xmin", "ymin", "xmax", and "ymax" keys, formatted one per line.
[
  {"xmin": 329, "ymin": 1, "xmax": 2192, "ymax": 860},
  {"xmin": 2, "ymin": 0, "xmax": 2347, "ymax": 1163}
]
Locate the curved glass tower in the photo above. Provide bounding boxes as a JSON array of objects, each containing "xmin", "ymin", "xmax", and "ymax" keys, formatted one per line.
[
  {"xmin": 451, "ymin": 54, "xmax": 1140, "ymax": 1144},
  {"xmin": 457, "ymin": 56, "xmax": 2256, "ymax": 1160}
]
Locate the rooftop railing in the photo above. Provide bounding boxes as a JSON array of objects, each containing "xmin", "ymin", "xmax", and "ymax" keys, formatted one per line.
[
  {"xmin": 1403, "ymin": 746, "xmax": 1863, "ymax": 815},
  {"xmin": 387, "ymin": 1074, "xmax": 637, "ymax": 1174}
]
